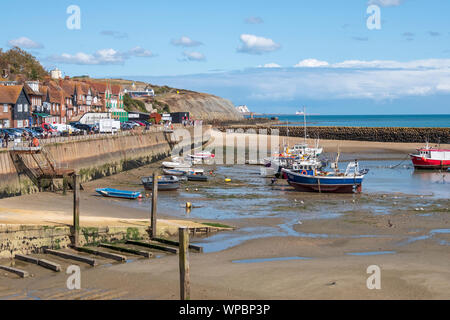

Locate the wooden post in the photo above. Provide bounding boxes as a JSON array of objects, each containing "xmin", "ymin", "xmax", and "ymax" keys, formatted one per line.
[
  {"xmin": 179, "ymin": 227, "xmax": 190, "ymax": 300},
  {"xmin": 151, "ymin": 172, "xmax": 158, "ymax": 239},
  {"xmin": 73, "ymin": 174, "xmax": 80, "ymax": 246}
]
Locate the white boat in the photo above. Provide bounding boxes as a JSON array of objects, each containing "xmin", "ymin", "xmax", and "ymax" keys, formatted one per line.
[
  {"xmin": 291, "ymin": 142, "xmax": 323, "ymax": 157},
  {"xmin": 162, "ymin": 161, "xmax": 191, "ymax": 169}
]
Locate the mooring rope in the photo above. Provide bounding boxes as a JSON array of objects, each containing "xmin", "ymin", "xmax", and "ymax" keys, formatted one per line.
[{"xmin": 389, "ymin": 155, "xmax": 411, "ymax": 169}]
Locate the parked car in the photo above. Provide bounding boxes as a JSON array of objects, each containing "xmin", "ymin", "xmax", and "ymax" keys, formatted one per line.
[
  {"xmin": 4, "ymin": 128, "xmax": 22, "ymax": 139},
  {"xmin": 41, "ymin": 123, "xmax": 58, "ymax": 136},
  {"xmin": 125, "ymin": 121, "xmax": 140, "ymax": 128},
  {"xmin": 71, "ymin": 122, "xmax": 97, "ymax": 134},
  {"xmin": 23, "ymin": 127, "xmax": 43, "ymax": 138},
  {"xmin": 130, "ymin": 120, "xmax": 146, "ymax": 127},
  {"xmin": 120, "ymin": 122, "xmax": 134, "ymax": 130}
]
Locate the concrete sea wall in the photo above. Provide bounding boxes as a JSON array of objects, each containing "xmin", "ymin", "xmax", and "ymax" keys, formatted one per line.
[
  {"xmin": 0, "ymin": 126, "xmax": 211, "ymax": 198},
  {"xmin": 0, "ymin": 225, "xmax": 150, "ymax": 259},
  {"xmin": 217, "ymin": 126, "xmax": 450, "ymax": 144}
]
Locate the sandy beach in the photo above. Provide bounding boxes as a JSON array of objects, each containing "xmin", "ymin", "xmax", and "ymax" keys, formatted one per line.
[{"xmin": 0, "ymin": 132, "xmax": 449, "ymax": 300}]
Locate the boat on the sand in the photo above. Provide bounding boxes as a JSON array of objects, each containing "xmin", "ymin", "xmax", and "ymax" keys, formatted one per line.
[
  {"xmin": 409, "ymin": 143, "xmax": 450, "ymax": 170},
  {"xmin": 283, "ymin": 160, "xmax": 369, "ymax": 193},
  {"xmin": 141, "ymin": 175, "xmax": 180, "ymax": 191},
  {"xmin": 96, "ymin": 188, "xmax": 142, "ymax": 199}
]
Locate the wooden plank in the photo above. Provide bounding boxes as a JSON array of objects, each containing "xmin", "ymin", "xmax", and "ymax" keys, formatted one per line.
[
  {"xmin": 38, "ymin": 259, "xmax": 62, "ymax": 272},
  {"xmin": 44, "ymin": 248, "xmax": 97, "ymax": 266},
  {"xmin": 99, "ymin": 244, "xmax": 152, "ymax": 258},
  {"xmin": 179, "ymin": 227, "xmax": 190, "ymax": 300},
  {"xmin": 126, "ymin": 240, "xmax": 178, "ymax": 254},
  {"xmin": 72, "ymin": 246, "xmax": 126, "ymax": 262},
  {"xmin": 151, "ymin": 172, "xmax": 158, "ymax": 239},
  {"xmin": 152, "ymin": 237, "xmax": 203, "ymax": 253},
  {"xmin": 73, "ymin": 174, "xmax": 80, "ymax": 246},
  {"xmin": 0, "ymin": 265, "xmax": 29, "ymax": 278},
  {"xmin": 14, "ymin": 254, "xmax": 61, "ymax": 272}
]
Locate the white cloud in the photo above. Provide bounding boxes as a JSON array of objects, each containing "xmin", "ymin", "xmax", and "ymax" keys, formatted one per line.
[
  {"xmin": 245, "ymin": 17, "xmax": 264, "ymax": 24},
  {"xmin": 258, "ymin": 63, "xmax": 281, "ymax": 68},
  {"xmin": 332, "ymin": 59, "xmax": 450, "ymax": 69},
  {"xmin": 294, "ymin": 59, "xmax": 329, "ymax": 68},
  {"xmin": 48, "ymin": 47, "xmax": 156, "ymax": 65},
  {"xmin": 182, "ymin": 51, "xmax": 206, "ymax": 62},
  {"xmin": 146, "ymin": 58, "xmax": 450, "ymax": 103},
  {"xmin": 8, "ymin": 37, "xmax": 44, "ymax": 49},
  {"xmin": 237, "ymin": 34, "xmax": 280, "ymax": 55},
  {"xmin": 368, "ymin": 0, "xmax": 403, "ymax": 7},
  {"xmin": 171, "ymin": 36, "xmax": 203, "ymax": 47},
  {"xmin": 128, "ymin": 46, "xmax": 155, "ymax": 57},
  {"xmin": 100, "ymin": 30, "xmax": 128, "ymax": 39}
]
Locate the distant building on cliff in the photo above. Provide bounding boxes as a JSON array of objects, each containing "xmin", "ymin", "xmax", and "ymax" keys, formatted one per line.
[
  {"xmin": 236, "ymin": 105, "xmax": 250, "ymax": 114},
  {"xmin": 50, "ymin": 68, "xmax": 63, "ymax": 80}
]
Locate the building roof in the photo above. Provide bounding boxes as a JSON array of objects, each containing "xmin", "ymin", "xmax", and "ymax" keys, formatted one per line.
[
  {"xmin": 47, "ymin": 83, "xmax": 63, "ymax": 104},
  {"xmin": 0, "ymin": 85, "xmax": 24, "ymax": 104},
  {"xmin": 24, "ymin": 83, "xmax": 43, "ymax": 96}
]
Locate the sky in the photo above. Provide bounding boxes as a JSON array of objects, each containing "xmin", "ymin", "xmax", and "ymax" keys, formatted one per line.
[{"xmin": 1, "ymin": 0, "xmax": 450, "ymax": 114}]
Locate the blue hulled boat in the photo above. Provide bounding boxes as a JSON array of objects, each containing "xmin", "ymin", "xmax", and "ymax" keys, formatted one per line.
[
  {"xmin": 141, "ymin": 175, "xmax": 180, "ymax": 191},
  {"xmin": 283, "ymin": 160, "xmax": 369, "ymax": 194},
  {"xmin": 96, "ymin": 188, "xmax": 142, "ymax": 199}
]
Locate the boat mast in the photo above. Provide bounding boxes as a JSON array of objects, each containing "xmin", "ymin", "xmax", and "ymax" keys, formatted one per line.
[{"xmin": 303, "ymin": 106, "xmax": 307, "ymax": 144}]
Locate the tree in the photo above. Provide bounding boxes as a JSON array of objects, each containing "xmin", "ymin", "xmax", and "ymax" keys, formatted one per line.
[{"xmin": 0, "ymin": 47, "xmax": 48, "ymax": 80}]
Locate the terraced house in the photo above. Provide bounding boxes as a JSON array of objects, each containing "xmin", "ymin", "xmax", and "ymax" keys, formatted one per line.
[
  {"xmin": 0, "ymin": 85, "xmax": 31, "ymax": 128},
  {"xmin": 0, "ymin": 78, "xmax": 127, "ymax": 128}
]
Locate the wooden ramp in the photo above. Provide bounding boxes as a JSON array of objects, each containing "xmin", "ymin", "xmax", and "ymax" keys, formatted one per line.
[{"xmin": 9, "ymin": 146, "xmax": 75, "ymax": 191}]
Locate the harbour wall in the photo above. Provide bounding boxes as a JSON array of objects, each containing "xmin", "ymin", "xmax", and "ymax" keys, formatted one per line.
[
  {"xmin": 216, "ymin": 126, "xmax": 450, "ymax": 144},
  {"xmin": 0, "ymin": 126, "xmax": 211, "ymax": 198}
]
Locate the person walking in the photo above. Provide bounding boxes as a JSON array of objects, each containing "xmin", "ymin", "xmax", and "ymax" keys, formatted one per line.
[{"xmin": 4, "ymin": 131, "xmax": 9, "ymax": 148}]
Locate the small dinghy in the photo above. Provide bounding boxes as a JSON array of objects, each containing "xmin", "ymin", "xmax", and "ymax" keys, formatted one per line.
[
  {"xmin": 163, "ymin": 168, "xmax": 187, "ymax": 176},
  {"xmin": 96, "ymin": 188, "xmax": 142, "ymax": 199},
  {"xmin": 162, "ymin": 161, "xmax": 191, "ymax": 169},
  {"xmin": 142, "ymin": 175, "xmax": 180, "ymax": 191}
]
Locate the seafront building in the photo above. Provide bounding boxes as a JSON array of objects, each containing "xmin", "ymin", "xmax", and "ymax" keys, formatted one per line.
[{"xmin": 0, "ymin": 76, "xmax": 128, "ymax": 128}]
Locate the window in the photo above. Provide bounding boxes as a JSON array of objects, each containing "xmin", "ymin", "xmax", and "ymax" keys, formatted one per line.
[
  {"xmin": 3, "ymin": 104, "xmax": 7, "ymax": 113},
  {"xmin": 17, "ymin": 120, "xmax": 23, "ymax": 128},
  {"xmin": 17, "ymin": 104, "xmax": 23, "ymax": 112},
  {"xmin": 24, "ymin": 104, "xmax": 28, "ymax": 112}
]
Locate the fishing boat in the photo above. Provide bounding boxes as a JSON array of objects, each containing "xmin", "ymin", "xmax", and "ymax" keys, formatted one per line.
[
  {"xmin": 283, "ymin": 160, "xmax": 369, "ymax": 193},
  {"xmin": 141, "ymin": 175, "xmax": 180, "ymax": 191},
  {"xmin": 409, "ymin": 143, "xmax": 450, "ymax": 170},
  {"xmin": 96, "ymin": 188, "xmax": 142, "ymax": 199},
  {"xmin": 186, "ymin": 171, "xmax": 208, "ymax": 182}
]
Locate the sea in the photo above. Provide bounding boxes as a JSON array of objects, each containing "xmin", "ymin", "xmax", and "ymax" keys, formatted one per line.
[{"xmin": 246, "ymin": 114, "xmax": 450, "ymax": 128}]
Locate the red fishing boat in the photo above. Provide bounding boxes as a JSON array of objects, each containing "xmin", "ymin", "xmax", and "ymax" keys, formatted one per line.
[{"xmin": 410, "ymin": 143, "xmax": 450, "ymax": 170}]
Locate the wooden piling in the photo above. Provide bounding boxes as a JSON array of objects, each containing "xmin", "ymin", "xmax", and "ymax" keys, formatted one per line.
[
  {"xmin": 44, "ymin": 248, "xmax": 97, "ymax": 266},
  {"xmin": 179, "ymin": 227, "xmax": 190, "ymax": 300},
  {"xmin": 0, "ymin": 265, "xmax": 29, "ymax": 278},
  {"xmin": 72, "ymin": 246, "xmax": 126, "ymax": 262},
  {"xmin": 99, "ymin": 243, "xmax": 152, "ymax": 258},
  {"xmin": 73, "ymin": 174, "xmax": 80, "ymax": 246},
  {"xmin": 15, "ymin": 254, "xmax": 61, "ymax": 272},
  {"xmin": 126, "ymin": 240, "xmax": 178, "ymax": 254},
  {"xmin": 151, "ymin": 172, "xmax": 158, "ymax": 239}
]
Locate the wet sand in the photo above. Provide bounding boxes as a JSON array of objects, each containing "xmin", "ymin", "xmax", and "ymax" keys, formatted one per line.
[{"xmin": 0, "ymin": 132, "xmax": 449, "ymax": 300}]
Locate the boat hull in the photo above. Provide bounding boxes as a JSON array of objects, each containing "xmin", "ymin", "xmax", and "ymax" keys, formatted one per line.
[
  {"xmin": 142, "ymin": 182, "xmax": 180, "ymax": 191},
  {"xmin": 187, "ymin": 175, "xmax": 208, "ymax": 182},
  {"xmin": 410, "ymin": 155, "xmax": 450, "ymax": 170},
  {"xmin": 287, "ymin": 181, "xmax": 362, "ymax": 193},
  {"xmin": 285, "ymin": 171, "xmax": 364, "ymax": 194},
  {"xmin": 96, "ymin": 188, "xmax": 141, "ymax": 199},
  {"xmin": 141, "ymin": 176, "xmax": 180, "ymax": 191}
]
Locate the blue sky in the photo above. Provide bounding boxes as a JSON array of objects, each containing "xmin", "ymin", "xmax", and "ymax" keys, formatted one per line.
[{"xmin": 2, "ymin": 0, "xmax": 450, "ymax": 114}]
